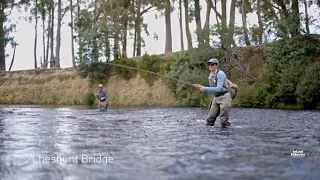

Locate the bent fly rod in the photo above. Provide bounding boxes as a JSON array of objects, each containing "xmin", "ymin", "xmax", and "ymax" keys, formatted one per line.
[{"xmin": 105, "ymin": 62, "xmax": 196, "ymax": 87}]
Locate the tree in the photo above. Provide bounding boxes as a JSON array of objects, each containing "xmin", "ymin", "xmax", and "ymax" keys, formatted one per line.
[
  {"xmin": 49, "ymin": 0, "xmax": 54, "ymax": 68},
  {"xmin": 54, "ymin": 0, "xmax": 61, "ymax": 68},
  {"xmin": 302, "ymin": 0, "xmax": 309, "ymax": 34},
  {"xmin": 194, "ymin": 0, "xmax": 203, "ymax": 46},
  {"xmin": 34, "ymin": 0, "xmax": 38, "ymax": 69},
  {"xmin": 132, "ymin": 0, "xmax": 154, "ymax": 57},
  {"xmin": 8, "ymin": 42, "xmax": 17, "ymax": 71},
  {"xmin": 178, "ymin": 0, "xmax": 184, "ymax": 51},
  {"xmin": 241, "ymin": 0, "xmax": 250, "ymax": 45},
  {"xmin": 256, "ymin": 0, "xmax": 263, "ymax": 44},
  {"xmin": 291, "ymin": 0, "xmax": 300, "ymax": 36},
  {"xmin": 121, "ymin": 0, "xmax": 130, "ymax": 58},
  {"xmin": 164, "ymin": 0, "xmax": 172, "ymax": 53},
  {"xmin": 203, "ymin": 0, "xmax": 211, "ymax": 46},
  {"xmin": 184, "ymin": 0, "xmax": 192, "ymax": 49},
  {"xmin": 70, "ymin": 0, "xmax": 75, "ymax": 67}
]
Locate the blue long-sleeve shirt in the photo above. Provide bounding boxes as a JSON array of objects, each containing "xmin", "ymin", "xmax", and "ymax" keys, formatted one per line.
[{"xmin": 205, "ymin": 70, "xmax": 226, "ymax": 94}]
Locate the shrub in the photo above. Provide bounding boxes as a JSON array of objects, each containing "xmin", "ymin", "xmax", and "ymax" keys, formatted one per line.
[
  {"xmin": 160, "ymin": 54, "xmax": 177, "ymax": 74},
  {"xmin": 137, "ymin": 54, "xmax": 163, "ymax": 85},
  {"xmin": 113, "ymin": 58, "xmax": 138, "ymax": 80},
  {"xmin": 166, "ymin": 46, "xmax": 223, "ymax": 106},
  {"xmin": 77, "ymin": 61, "xmax": 111, "ymax": 81},
  {"xmin": 249, "ymin": 35, "xmax": 320, "ymax": 109},
  {"xmin": 296, "ymin": 62, "xmax": 320, "ymax": 109},
  {"xmin": 85, "ymin": 92, "xmax": 96, "ymax": 105}
]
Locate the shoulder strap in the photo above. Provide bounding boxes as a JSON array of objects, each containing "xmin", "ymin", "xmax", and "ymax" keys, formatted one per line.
[{"xmin": 215, "ymin": 69, "xmax": 220, "ymax": 76}]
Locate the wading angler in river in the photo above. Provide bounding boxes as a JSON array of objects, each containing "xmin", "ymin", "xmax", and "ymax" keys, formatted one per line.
[
  {"xmin": 194, "ymin": 58, "xmax": 238, "ymax": 128},
  {"xmin": 95, "ymin": 84, "xmax": 109, "ymax": 111}
]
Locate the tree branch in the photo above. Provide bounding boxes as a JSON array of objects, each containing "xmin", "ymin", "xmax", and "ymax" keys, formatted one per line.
[
  {"xmin": 206, "ymin": 0, "xmax": 222, "ymax": 20},
  {"xmin": 141, "ymin": 5, "xmax": 154, "ymax": 15},
  {"xmin": 270, "ymin": 3, "xmax": 281, "ymax": 11}
]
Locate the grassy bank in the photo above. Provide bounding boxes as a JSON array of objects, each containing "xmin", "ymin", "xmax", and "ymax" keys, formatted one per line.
[{"xmin": 0, "ymin": 68, "xmax": 182, "ymax": 106}]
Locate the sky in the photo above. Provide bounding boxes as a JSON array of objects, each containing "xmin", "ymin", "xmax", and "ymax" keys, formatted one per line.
[{"xmin": 4, "ymin": 0, "xmax": 320, "ymax": 71}]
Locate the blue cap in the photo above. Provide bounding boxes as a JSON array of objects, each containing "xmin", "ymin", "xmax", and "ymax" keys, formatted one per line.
[{"xmin": 208, "ymin": 58, "xmax": 219, "ymax": 65}]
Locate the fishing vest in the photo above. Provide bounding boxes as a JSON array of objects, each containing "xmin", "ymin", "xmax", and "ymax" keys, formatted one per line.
[
  {"xmin": 208, "ymin": 70, "xmax": 238, "ymax": 99},
  {"xmin": 208, "ymin": 70, "xmax": 228, "ymax": 92}
]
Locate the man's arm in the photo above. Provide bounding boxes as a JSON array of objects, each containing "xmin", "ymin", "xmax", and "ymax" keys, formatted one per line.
[
  {"xmin": 204, "ymin": 71, "xmax": 226, "ymax": 93},
  {"xmin": 102, "ymin": 90, "xmax": 108, "ymax": 98}
]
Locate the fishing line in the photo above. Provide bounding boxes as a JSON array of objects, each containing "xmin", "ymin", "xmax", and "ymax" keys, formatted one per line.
[{"xmin": 105, "ymin": 62, "xmax": 196, "ymax": 87}]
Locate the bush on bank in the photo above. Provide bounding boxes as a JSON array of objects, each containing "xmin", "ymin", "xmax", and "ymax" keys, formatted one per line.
[{"xmin": 236, "ymin": 35, "xmax": 320, "ymax": 109}]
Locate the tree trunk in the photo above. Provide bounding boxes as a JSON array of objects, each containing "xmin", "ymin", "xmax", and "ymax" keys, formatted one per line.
[
  {"xmin": 136, "ymin": 17, "xmax": 141, "ymax": 56},
  {"xmin": 221, "ymin": 0, "xmax": 227, "ymax": 47},
  {"xmin": 136, "ymin": 0, "xmax": 141, "ymax": 56},
  {"xmin": 184, "ymin": 0, "xmax": 192, "ymax": 49},
  {"xmin": 256, "ymin": 0, "xmax": 263, "ymax": 45},
  {"xmin": 121, "ymin": 0, "xmax": 130, "ymax": 58},
  {"xmin": 34, "ymin": 0, "xmax": 38, "ymax": 69},
  {"xmin": 114, "ymin": 31, "xmax": 120, "ymax": 59},
  {"xmin": 303, "ymin": 0, "xmax": 310, "ymax": 34},
  {"xmin": 274, "ymin": 0, "xmax": 289, "ymax": 20},
  {"xmin": 213, "ymin": 0, "xmax": 221, "ymax": 37},
  {"xmin": 291, "ymin": 0, "xmax": 300, "ymax": 36},
  {"xmin": 164, "ymin": 0, "xmax": 172, "ymax": 53},
  {"xmin": 133, "ymin": 29, "xmax": 136, "ymax": 57},
  {"xmin": 70, "ymin": 0, "xmax": 75, "ymax": 67},
  {"xmin": 241, "ymin": 0, "xmax": 250, "ymax": 45},
  {"xmin": 194, "ymin": 0, "xmax": 203, "ymax": 47},
  {"xmin": 9, "ymin": 44, "xmax": 17, "ymax": 71},
  {"xmin": 76, "ymin": 0, "xmax": 83, "ymax": 63},
  {"xmin": 55, "ymin": 0, "xmax": 61, "ymax": 68},
  {"xmin": 50, "ymin": 4, "xmax": 55, "ymax": 68},
  {"xmin": 0, "ymin": 9, "xmax": 5, "ymax": 71},
  {"xmin": 178, "ymin": 0, "xmax": 184, "ymax": 51},
  {"xmin": 92, "ymin": 0, "xmax": 98, "ymax": 61},
  {"xmin": 45, "ymin": 8, "xmax": 50, "ymax": 68},
  {"xmin": 203, "ymin": 1, "xmax": 211, "ymax": 46},
  {"xmin": 42, "ymin": 16, "xmax": 46, "ymax": 68},
  {"xmin": 228, "ymin": 0, "xmax": 236, "ymax": 47},
  {"xmin": 105, "ymin": 30, "xmax": 110, "ymax": 62}
]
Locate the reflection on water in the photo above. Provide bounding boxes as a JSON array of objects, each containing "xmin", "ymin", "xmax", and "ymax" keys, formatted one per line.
[{"xmin": 0, "ymin": 106, "xmax": 319, "ymax": 180}]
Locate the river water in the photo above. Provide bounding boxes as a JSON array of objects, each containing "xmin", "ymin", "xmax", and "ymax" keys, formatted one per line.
[{"xmin": 0, "ymin": 106, "xmax": 319, "ymax": 180}]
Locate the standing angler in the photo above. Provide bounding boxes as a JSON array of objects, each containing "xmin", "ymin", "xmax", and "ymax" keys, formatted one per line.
[
  {"xmin": 96, "ymin": 84, "xmax": 109, "ymax": 111},
  {"xmin": 194, "ymin": 58, "xmax": 232, "ymax": 128}
]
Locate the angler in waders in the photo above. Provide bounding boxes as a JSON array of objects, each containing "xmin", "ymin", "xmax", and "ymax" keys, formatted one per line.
[
  {"xmin": 194, "ymin": 58, "xmax": 233, "ymax": 128},
  {"xmin": 96, "ymin": 84, "xmax": 108, "ymax": 111}
]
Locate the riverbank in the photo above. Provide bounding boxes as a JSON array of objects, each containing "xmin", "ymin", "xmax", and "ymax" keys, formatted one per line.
[
  {"xmin": 0, "ymin": 68, "xmax": 182, "ymax": 106},
  {"xmin": 1, "ymin": 43, "xmax": 316, "ymax": 109},
  {"xmin": 0, "ymin": 67, "xmax": 303, "ymax": 109}
]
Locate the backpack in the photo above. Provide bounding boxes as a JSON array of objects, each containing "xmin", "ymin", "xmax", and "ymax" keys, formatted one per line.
[{"xmin": 223, "ymin": 79, "xmax": 238, "ymax": 99}]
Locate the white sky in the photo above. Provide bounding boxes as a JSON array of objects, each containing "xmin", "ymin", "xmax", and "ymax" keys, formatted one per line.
[{"xmin": 5, "ymin": 0, "xmax": 319, "ymax": 71}]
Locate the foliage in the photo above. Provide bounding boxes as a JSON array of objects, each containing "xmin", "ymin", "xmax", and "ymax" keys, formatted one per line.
[
  {"xmin": 296, "ymin": 62, "xmax": 320, "ymax": 109},
  {"xmin": 166, "ymin": 46, "xmax": 224, "ymax": 106},
  {"xmin": 241, "ymin": 35, "xmax": 320, "ymax": 109},
  {"xmin": 113, "ymin": 57, "xmax": 138, "ymax": 80},
  {"xmin": 85, "ymin": 92, "xmax": 96, "ymax": 105},
  {"xmin": 77, "ymin": 61, "xmax": 111, "ymax": 81},
  {"xmin": 160, "ymin": 55, "xmax": 176, "ymax": 74},
  {"xmin": 137, "ymin": 54, "xmax": 164, "ymax": 85}
]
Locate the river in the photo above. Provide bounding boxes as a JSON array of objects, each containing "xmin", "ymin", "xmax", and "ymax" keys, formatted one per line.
[{"xmin": 0, "ymin": 106, "xmax": 319, "ymax": 180}]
